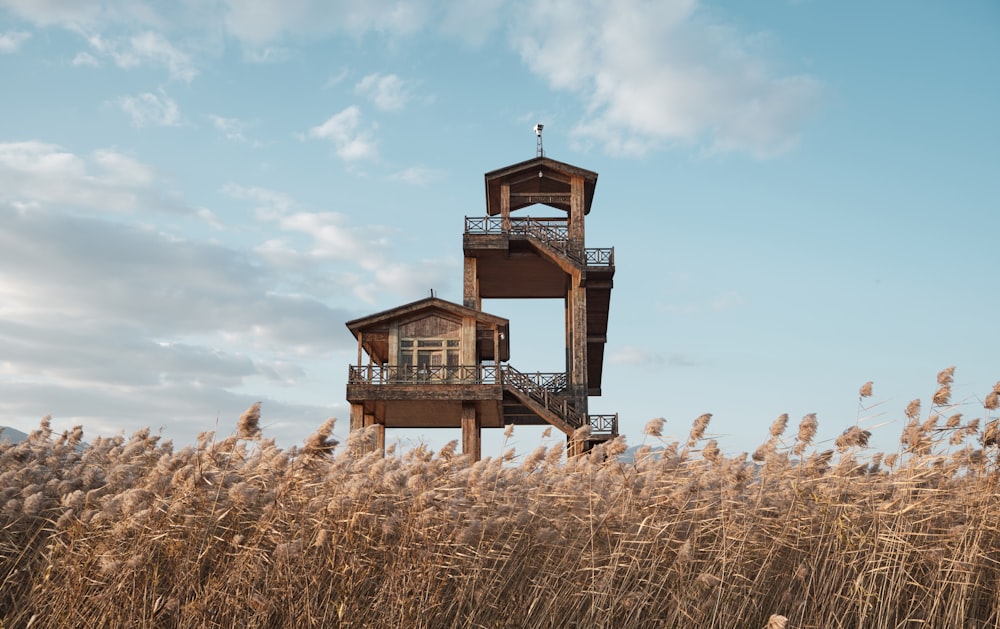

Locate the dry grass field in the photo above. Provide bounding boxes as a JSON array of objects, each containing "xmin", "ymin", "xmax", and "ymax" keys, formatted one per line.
[{"xmin": 2, "ymin": 368, "xmax": 999, "ymax": 628}]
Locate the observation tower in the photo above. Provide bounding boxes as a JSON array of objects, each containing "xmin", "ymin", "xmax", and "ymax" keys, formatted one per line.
[{"xmin": 346, "ymin": 130, "xmax": 617, "ymax": 459}]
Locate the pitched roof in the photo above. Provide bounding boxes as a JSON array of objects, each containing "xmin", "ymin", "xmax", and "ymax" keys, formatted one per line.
[
  {"xmin": 346, "ymin": 296, "xmax": 508, "ymax": 334},
  {"xmin": 484, "ymin": 156, "xmax": 598, "ymax": 216}
]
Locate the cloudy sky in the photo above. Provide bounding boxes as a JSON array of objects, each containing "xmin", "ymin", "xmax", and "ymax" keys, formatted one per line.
[{"xmin": 1, "ymin": 0, "xmax": 998, "ymax": 456}]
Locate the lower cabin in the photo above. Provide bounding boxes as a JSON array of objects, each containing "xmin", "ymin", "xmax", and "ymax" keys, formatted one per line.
[{"xmin": 345, "ymin": 297, "xmax": 614, "ymax": 460}]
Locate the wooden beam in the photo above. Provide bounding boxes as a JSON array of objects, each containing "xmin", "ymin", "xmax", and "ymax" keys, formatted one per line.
[
  {"xmin": 509, "ymin": 192, "xmax": 570, "ymax": 205},
  {"xmin": 569, "ymin": 269, "xmax": 589, "ymax": 414},
  {"xmin": 566, "ymin": 434, "xmax": 586, "ymax": 458},
  {"xmin": 569, "ymin": 175, "xmax": 585, "ymax": 254},
  {"xmin": 349, "ymin": 402, "xmax": 364, "ymax": 432},
  {"xmin": 500, "ymin": 182, "xmax": 510, "ymax": 231},
  {"xmin": 362, "ymin": 412, "xmax": 384, "ymax": 455},
  {"xmin": 463, "ymin": 256, "xmax": 479, "ymax": 310},
  {"xmin": 461, "ymin": 402, "xmax": 480, "ymax": 461}
]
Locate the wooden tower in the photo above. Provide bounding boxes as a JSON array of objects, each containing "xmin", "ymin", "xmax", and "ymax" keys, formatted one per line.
[{"xmin": 346, "ymin": 153, "xmax": 616, "ymax": 460}]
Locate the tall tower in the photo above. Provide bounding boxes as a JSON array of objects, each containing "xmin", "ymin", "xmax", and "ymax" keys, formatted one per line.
[
  {"xmin": 464, "ymin": 155, "xmax": 616, "ymax": 454},
  {"xmin": 346, "ymin": 147, "xmax": 616, "ymax": 460}
]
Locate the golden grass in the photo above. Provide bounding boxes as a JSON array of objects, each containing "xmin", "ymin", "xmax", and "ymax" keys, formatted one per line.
[{"xmin": 2, "ymin": 371, "xmax": 999, "ymax": 628}]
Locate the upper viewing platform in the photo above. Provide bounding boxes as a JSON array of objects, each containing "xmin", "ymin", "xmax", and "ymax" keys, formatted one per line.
[{"xmin": 483, "ymin": 156, "xmax": 598, "ymax": 216}]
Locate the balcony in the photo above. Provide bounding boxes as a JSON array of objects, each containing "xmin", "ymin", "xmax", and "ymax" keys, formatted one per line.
[
  {"xmin": 348, "ymin": 364, "xmax": 618, "ymax": 439},
  {"xmin": 586, "ymin": 414, "xmax": 618, "ymax": 437},
  {"xmin": 465, "ymin": 216, "xmax": 613, "ymax": 268},
  {"xmin": 348, "ymin": 364, "xmax": 499, "ymax": 385}
]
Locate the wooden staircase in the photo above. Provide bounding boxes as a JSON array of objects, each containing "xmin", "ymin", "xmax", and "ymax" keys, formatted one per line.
[{"xmin": 500, "ymin": 365, "xmax": 617, "ymax": 440}]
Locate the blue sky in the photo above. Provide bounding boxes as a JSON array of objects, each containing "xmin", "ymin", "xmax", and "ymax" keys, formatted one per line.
[{"xmin": 1, "ymin": 0, "xmax": 997, "ymax": 457}]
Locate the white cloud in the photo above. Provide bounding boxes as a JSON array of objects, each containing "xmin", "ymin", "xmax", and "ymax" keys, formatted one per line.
[
  {"xmin": 87, "ymin": 31, "xmax": 198, "ymax": 81},
  {"xmin": 355, "ymin": 73, "xmax": 411, "ymax": 112},
  {"xmin": 0, "ymin": 30, "xmax": 31, "ymax": 53},
  {"xmin": 0, "ymin": 141, "xmax": 189, "ymax": 215},
  {"xmin": 128, "ymin": 30, "xmax": 197, "ymax": 80},
  {"xmin": 390, "ymin": 166, "xmax": 445, "ymax": 185},
  {"xmin": 307, "ymin": 106, "xmax": 377, "ymax": 161},
  {"xmin": 71, "ymin": 50, "xmax": 99, "ymax": 66},
  {"xmin": 322, "ymin": 69, "xmax": 349, "ymax": 89},
  {"xmin": 223, "ymin": 182, "xmax": 456, "ymax": 304},
  {"xmin": 220, "ymin": 0, "xmax": 429, "ymax": 47},
  {"xmin": 209, "ymin": 114, "xmax": 260, "ymax": 145},
  {"xmin": 243, "ymin": 45, "xmax": 291, "ymax": 63},
  {"xmin": 117, "ymin": 89, "xmax": 181, "ymax": 127},
  {"xmin": 0, "ymin": 205, "xmax": 358, "ymax": 370},
  {"xmin": 0, "ymin": 1, "xmax": 105, "ymax": 28},
  {"xmin": 510, "ymin": 0, "xmax": 821, "ymax": 158},
  {"xmin": 220, "ymin": 183, "xmax": 296, "ymax": 218}
]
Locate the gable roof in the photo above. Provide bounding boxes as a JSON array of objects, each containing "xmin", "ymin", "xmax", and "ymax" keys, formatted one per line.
[
  {"xmin": 484, "ymin": 156, "xmax": 598, "ymax": 216},
  {"xmin": 346, "ymin": 297, "xmax": 510, "ymax": 364},
  {"xmin": 346, "ymin": 296, "xmax": 508, "ymax": 334}
]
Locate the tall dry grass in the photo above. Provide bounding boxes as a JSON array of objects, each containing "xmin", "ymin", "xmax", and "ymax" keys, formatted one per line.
[{"xmin": 2, "ymin": 369, "xmax": 999, "ymax": 628}]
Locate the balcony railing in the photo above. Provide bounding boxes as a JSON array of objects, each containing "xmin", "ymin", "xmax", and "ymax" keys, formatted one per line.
[
  {"xmin": 465, "ymin": 216, "xmax": 614, "ymax": 268},
  {"xmin": 348, "ymin": 364, "xmax": 499, "ymax": 385},
  {"xmin": 585, "ymin": 248, "xmax": 614, "ymax": 266},
  {"xmin": 348, "ymin": 363, "xmax": 618, "ymax": 438},
  {"xmin": 587, "ymin": 414, "xmax": 618, "ymax": 436}
]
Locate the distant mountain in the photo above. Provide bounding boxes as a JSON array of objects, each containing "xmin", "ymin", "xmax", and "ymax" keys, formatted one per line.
[
  {"xmin": 618, "ymin": 444, "xmax": 666, "ymax": 463},
  {"xmin": 0, "ymin": 426, "xmax": 29, "ymax": 444}
]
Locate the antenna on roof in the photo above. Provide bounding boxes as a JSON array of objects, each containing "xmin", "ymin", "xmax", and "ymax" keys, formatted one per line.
[{"xmin": 534, "ymin": 124, "xmax": 544, "ymax": 157}]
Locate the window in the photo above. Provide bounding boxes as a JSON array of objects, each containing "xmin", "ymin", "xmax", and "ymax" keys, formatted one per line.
[{"xmin": 400, "ymin": 338, "xmax": 461, "ymax": 381}]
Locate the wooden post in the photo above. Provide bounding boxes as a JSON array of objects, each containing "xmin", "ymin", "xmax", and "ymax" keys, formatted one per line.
[
  {"xmin": 363, "ymin": 413, "xmax": 384, "ymax": 455},
  {"xmin": 500, "ymin": 182, "xmax": 511, "ymax": 231},
  {"xmin": 569, "ymin": 175, "xmax": 585, "ymax": 257},
  {"xmin": 460, "ymin": 317, "xmax": 475, "ymax": 368},
  {"xmin": 461, "ymin": 402, "xmax": 480, "ymax": 461},
  {"xmin": 463, "ymin": 257, "xmax": 479, "ymax": 310},
  {"xmin": 568, "ymin": 269, "xmax": 589, "ymax": 414},
  {"xmin": 350, "ymin": 402, "xmax": 364, "ymax": 433},
  {"xmin": 388, "ymin": 322, "xmax": 399, "ymax": 366}
]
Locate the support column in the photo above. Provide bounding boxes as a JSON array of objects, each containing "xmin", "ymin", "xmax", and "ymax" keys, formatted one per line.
[
  {"xmin": 569, "ymin": 176, "xmax": 586, "ymax": 257},
  {"xmin": 500, "ymin": 182, "xmax": 511, "ymax": 231},
  {"xmin": 461, "ymin": 402, "xmax": 481, "ymax": 462},
  {"xmin": 350, "ymin": 405, "xmax": 383, "ymax": 455},
  {"xmin": 569, "ymin": 270, "xmax": 589, "ymax": 415},
  {"xmin": 361, "ymin": 413, "xmax": 384, "ymax": 454},
  {"xmin": 463, "ymin": 257, "xmax": 480, "ymax": 310},
  {"xmin": 349, "ymin": 402, "xmax": 364, "ymax": 433}
]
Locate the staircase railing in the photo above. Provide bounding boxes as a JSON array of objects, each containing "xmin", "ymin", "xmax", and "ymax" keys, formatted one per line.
[
  {"xmin": 501, "ymin": 365, "xmax": 585, "ymax": 428},
  {"xmin": 465, "ymin": 217, "xmax": 613, "ymax": 268},
  {"xmin": 348, "ymin": 363, "xmax": 617, "ymax": 437}
]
